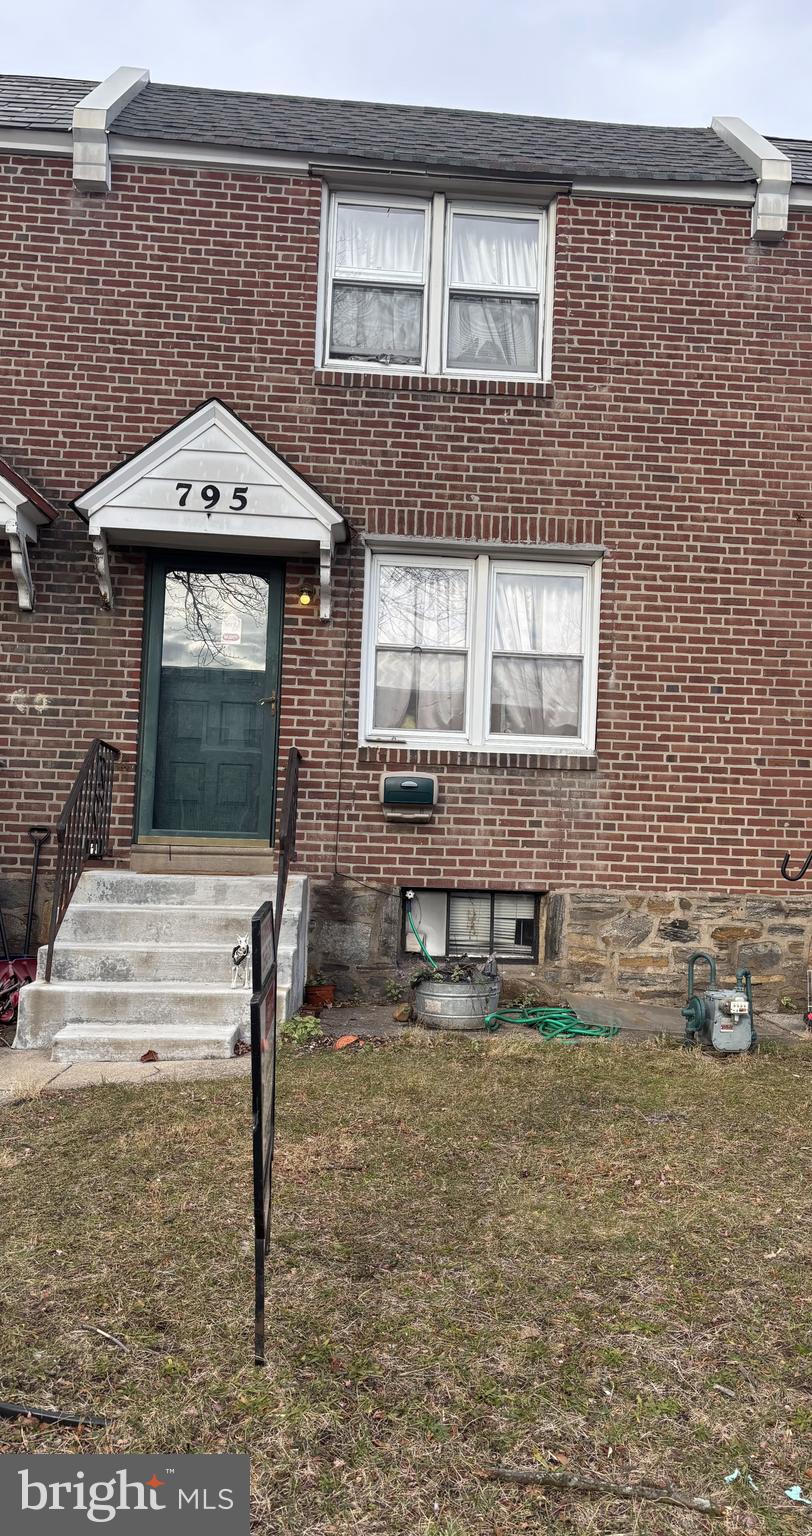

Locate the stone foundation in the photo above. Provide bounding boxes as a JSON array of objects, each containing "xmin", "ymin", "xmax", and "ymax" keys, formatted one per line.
[
  {"xmin": 0, "ymin": 875, "xmax": 52, "ymax": 959},
  {"xmin": 308, "ymin": 876, "xmax": 812, "ymax": 1009}
]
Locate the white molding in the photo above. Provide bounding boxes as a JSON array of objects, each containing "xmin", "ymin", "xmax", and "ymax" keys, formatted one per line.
[
  {"xmin": 363, "ymin": 534, "xmax": 605, "ymax": 561},
  {"xmin": 789, "ymin": 188, "xmax": 812, "ymax": 208},
  {"xmin": 0, "ymin": 128, "xmax": 72, "ymax": 157},
  {"xmin": 91, "ymin": 532, "xmax": 113, "ymax": 609},
  {"xmin": 72, "ymin": 66, "xmax": 150, "ymax": 193},
  {"xmin": 571, "ymin": 177, "xmax": 755, "ymax": 205},
  {"xmin": 74, "ymin": 399, "xmax": 346, "ymax": 614},
  {"xmin": 4, "ymin": 508, "xmax": 38, "ymax": 611},
  {"xmin": 109, "ymin": 134, "xmax": 310, "ymax": 174},
  {"xmin": 711, "ymin": 117, "xmax": 790, "ymax": 239}
]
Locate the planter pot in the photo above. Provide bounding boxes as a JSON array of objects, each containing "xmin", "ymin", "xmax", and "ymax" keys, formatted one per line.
[
  {"xmin": 305, "ymin": 982, "xmax": 335, "ymax": 1009},
  {"xmin": 412, "ymin": 975, "xmax": 501, "ymax": 1031}
]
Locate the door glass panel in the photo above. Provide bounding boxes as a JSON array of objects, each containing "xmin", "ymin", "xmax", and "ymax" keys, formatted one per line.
[{"xmin": 153, "ymin": 569, "xmax": 272, "ymax": 835}]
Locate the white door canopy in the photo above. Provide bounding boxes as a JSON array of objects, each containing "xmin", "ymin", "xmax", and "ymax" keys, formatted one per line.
[
  {"xmin": 0, "ymin": 457, "xmax": 58, "ymax": 611},
  {"xmin": 73, "ymin": 399, "xmax": 347, "ymax": 619}
]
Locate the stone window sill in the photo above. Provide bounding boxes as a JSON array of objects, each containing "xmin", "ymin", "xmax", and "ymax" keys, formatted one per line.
[
  {"xmin": 356, "ymin": 744, "xmax": 597, "ymax": 771},
  {"xmin": 314, "ymin": 368, "xmax": 554, "ymax": 400}
]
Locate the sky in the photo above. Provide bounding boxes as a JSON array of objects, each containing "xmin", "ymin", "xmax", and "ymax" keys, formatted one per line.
[{"xmin": 4, "ymin": 0, "xmax": 812, "ymax": 137}]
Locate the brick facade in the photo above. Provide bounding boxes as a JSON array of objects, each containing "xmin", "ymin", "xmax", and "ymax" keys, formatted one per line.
[{"xmin": 2, "ymin": 151, "xmax": 812, "ymax": 998}]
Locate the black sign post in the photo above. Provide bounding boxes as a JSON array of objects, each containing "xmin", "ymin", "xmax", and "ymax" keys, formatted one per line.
[{"xmin": 250, "ymin": 899, "xmax": 277, "ymax": 1366}]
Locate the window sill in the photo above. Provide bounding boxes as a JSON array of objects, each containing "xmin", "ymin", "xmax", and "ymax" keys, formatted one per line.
[
  {"xmin": 357, "ymin": 744, "xmax": 597, "ymax": 771},
  {"xmin": 314, "ymin": 368, "xmax": 554, "ymax": 400}
]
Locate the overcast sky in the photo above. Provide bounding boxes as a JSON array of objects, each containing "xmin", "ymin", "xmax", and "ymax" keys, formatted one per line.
[{"xmin": 5, "ymin": 0, "xmax": 812, "ymax": 138}]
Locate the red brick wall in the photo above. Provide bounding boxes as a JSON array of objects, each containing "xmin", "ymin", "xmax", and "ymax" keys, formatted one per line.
[{"xmin": 2, "ymin": 151, "xmax": 811, "ymax": 905}]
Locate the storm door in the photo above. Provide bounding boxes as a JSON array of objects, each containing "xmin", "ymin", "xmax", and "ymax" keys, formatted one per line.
[{"xmin": 137, "ymin": 556, "xmax": 283, "ymax": 840}]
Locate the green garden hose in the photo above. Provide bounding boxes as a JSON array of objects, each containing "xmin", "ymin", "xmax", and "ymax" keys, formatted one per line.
[
  {"xmin": 485, "ymin": 1005, "xmax": 619, "ymax": 1041},
  {"xmin": 406, "ymin": 896, "xmax": 439, "ymax": 972}
]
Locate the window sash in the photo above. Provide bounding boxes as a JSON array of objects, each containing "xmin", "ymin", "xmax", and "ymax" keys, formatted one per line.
[
  {"xmin": 325, "ymin": 194, "xmax": 430, "ymax": 370},
  {"xmin": 323, "ymin": 192, "xmax": 549, "ymax": 380},
  {"xmin": 367, "ymin": 554, "xmax": 473, "ymax": 740},
  {"xmin": 362, "ymin": 551, "xmax": 599, "ymax": 754}
]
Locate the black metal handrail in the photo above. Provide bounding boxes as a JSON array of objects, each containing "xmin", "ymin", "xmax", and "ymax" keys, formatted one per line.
[
  {"xmin": 44, "ymin": 738, "xmax": 121, "ymax": 981},
  {"xmin": 274, "ymin": 747, "xmax": 301, "ymax": 946}
]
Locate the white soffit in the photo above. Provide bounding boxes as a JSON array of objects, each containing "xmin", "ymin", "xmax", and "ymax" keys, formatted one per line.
[
  {"xmin": 711, "ymin": 116, "xmax": 790, "ymax": 240},
  {"xmin": 0, "ymin": 469, "xmax": 54, "ymax": 612},
  {"xmin": 73, "ymin": 398, "xmax": 347, "ymax": 619}
]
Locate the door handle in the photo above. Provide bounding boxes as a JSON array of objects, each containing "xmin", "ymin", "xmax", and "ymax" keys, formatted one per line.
[{"xmin": 259, "ymin": 692, "xmax": 277, "ymax": 715}]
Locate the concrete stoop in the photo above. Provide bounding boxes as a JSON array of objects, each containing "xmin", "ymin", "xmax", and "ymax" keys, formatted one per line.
[{"xmin": 14, "ymin": 870, "xmax": 309, "ymax": 1062}]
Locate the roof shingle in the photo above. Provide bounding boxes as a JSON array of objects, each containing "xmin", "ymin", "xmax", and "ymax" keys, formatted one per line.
[{"xmin": 0, "ymin": 72, "xmax": 758, "ymax": 183}]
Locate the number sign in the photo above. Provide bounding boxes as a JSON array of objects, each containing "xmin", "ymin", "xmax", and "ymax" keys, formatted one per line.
[
  {"xmin": 250, "ymin": 899, "xmax": 277, "ymax": 1366},
  {"xmin": 176, "ymin": 481, "xmax": 249, "ymax": 510}
]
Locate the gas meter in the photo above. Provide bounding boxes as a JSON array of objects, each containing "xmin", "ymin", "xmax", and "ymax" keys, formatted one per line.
[{"xmin": 681, "ymin": 951, "xmax": 756, "ymax": 1054}]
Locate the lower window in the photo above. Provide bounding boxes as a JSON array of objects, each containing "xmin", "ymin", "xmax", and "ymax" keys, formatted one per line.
[
  {"xmin": 362, "ymin": 549, "xmax": 600, "ymax": 753},
  {"xmin": 404, "ymin": 890, "xmax": 539, "ymax": 962}
]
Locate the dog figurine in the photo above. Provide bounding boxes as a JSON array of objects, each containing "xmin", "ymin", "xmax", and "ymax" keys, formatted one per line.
[{"xmin": 231, "ymin": 935, "xmax": 250, "ymax": 989}]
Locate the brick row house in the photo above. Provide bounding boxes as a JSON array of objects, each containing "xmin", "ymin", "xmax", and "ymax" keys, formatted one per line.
[{"xmin": 2, "ymin": 68, "xmax": 812, "ymax": 1057}]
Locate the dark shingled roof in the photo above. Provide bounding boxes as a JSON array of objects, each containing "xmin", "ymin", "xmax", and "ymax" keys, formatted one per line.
[
  {"xmin": 0, "ymin": 74, "xmax": 95, "ymax": 130},
  {"xmin": 772, "ymin": 138, "xmax": 812, "ymax": 186},
  {"xmin": 0, "ymin": 72, "xmax": 758, "ymax": 183}
]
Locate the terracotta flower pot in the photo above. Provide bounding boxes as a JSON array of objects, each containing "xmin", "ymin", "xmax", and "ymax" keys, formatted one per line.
[{"xmin": 305, "ymin": 982, "xmax": 335, "ymax": 1009}]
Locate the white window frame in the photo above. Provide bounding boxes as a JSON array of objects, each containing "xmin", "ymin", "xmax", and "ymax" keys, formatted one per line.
[
  {"xmin": 320, "ymin": 190, "xmax": 554, "ymax": 382},
  {"xmin": 441, "ymin": 200, "xmax": 547, "ymax": 380},
  {"xmin": 323, "ymin": 191, "xmax": 431, "ymax": 372},
  {"xmin": 361, "ymin": 550, "xmax": 475, "ymax": 745},
  {"xmin": 360, "ymin": 548, "xmax": 601, "ymax": 754}
]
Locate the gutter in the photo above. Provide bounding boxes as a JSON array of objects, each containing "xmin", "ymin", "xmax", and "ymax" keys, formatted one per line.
[{"xmin": 711, "ymin": 116, "xmax": 791, "ymax": 240}]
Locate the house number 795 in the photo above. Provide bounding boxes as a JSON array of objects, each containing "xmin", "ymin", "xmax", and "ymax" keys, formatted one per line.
[{"xmin": 175, "ymin": 482, "xmax": 248, "ymax": 510}]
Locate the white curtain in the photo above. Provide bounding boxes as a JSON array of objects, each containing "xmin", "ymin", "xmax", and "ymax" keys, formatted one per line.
[
  {"xmin": 447, "ymin": 295, "xmax": 537, "ymax": 371},
  {"xmin": 330, "ymin": 285, "xmax": 422, "ymax": 361},
  {"xmin": 335, "ymin": 203, "xmax": 424, "ymax": 277},
  {"xmin": 374, "ymin": 650, "xmax": 465, "ymax": 732},
  {"xmin": 491, "ymin": 573, "xmax": 583, "ymax": 736},
  {"xmin": 451, "ymin": 214, "xmax": 538, "ymax": 288},
  {"xmin": 491, "ymin": 657, "xmax": 580, "ymax": 737},
  {"xmin": 494, "ymin": 574, "xmax": 582, "ymax": 655}
]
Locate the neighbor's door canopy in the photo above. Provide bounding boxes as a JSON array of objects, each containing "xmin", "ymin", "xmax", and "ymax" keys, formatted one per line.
[{"xmin": 72, "ymin": 398, "xmax": 347, "ymax": 619}]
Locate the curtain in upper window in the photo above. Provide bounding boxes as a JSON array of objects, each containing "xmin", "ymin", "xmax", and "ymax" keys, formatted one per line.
[
  {"xmin": 329, "ymin": 201, "xmax": 427, "ymax": 366},
  {"xmin": 447, "ymin": 212, "xmax": 541, "ymax": 373}
]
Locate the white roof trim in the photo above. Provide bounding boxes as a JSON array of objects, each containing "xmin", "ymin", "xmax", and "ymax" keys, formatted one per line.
[
  {"xmin": 0, "ymin": 476, "xmax": 50, "ymax": 611},
  {"xmin": 74, "ymin": 399, "xmax": 346, "ymax": 619},
  {"xmin": 72, "ymin": 66, "xmax": 150, "ymax": 193},
  {"xmin": 711, "ymin": 116, "xmax": 790, "ymax": 240}
]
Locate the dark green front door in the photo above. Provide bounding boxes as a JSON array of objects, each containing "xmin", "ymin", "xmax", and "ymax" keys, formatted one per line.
[{"xmin": 137, "ymin": 555, "xmax": 283, "ymax": 840}]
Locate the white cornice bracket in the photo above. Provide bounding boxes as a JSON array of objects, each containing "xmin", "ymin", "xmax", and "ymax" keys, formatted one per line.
[
  {"xmin": 5, "ymin": 509, "xmax": 36, "ymax": 611},
  {"xmin": 711, "ymin": 116, "xmax": 791, "ymax": 241},
  {"xmin": 73, "ymin": 66, "xmax": 150, "ymax": 193},
  {"xmin": 91, "ymin": 533, "xmax": 113, "ymax": 608}
]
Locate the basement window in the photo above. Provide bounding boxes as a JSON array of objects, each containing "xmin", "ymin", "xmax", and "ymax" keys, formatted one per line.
[{"xmin": 403, "ymin": 890, "xmax": 539, "ymax": 962}]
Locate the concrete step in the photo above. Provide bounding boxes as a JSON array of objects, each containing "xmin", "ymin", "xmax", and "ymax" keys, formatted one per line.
[
  {"xmin": 57, "ymin": 904, "xmax": 302, "ymax": 947},
  {"xmin": 40, "ymin": 940, "xmax": 300, "ymax": 987},
  {"xmin": 74, "ymin": 870, "xmax": 305, "ymax": 908},
  {"xmin": 17, "ymin": 981, "xmax": 251, "ymax": 1045},
  {"xmin": 51, "ymin": 1022, "xmax": 240, "ymax": 1063},
  {"xmin": 15, "ymin": 869, "xmax": 309, "ymax": 1060}
]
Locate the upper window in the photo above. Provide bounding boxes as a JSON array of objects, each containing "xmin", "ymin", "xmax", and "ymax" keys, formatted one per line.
[
  {"xmin": 361, "ymin": 551, "xmax": 600, "ymax": 754},
  {"xmin": 323, "ymin": 192, "xmax": 549, "ymax": 379}
]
